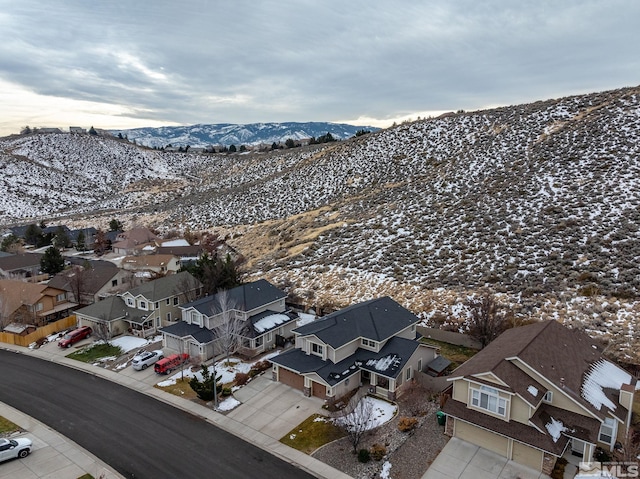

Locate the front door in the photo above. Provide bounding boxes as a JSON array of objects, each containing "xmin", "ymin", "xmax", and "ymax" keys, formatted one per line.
[{"xmin": 571, "ymin": 438, "xmax": 585, "ymax": 457}]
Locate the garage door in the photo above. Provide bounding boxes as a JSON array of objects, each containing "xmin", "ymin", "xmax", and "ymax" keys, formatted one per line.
[
  {"xmin": 278, "ymin": 368, "xmax": 304, "ymax": 391},
  {"xmin": 311, "ymin": 381, "xmax": 327, "ymax": 399},
  {"xmin": 512, "ymin": 441, "xmax": 543, "ymax": 471},
  {"xmin": 455, "ymin": 420, "xmax": 509, "ymax": 457}
]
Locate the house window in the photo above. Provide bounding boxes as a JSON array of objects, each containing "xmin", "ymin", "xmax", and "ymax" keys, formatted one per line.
[
  {"xmin": 34, "ymin": 302, "xmax": 43, "ymax": 312},
  {"xmin": 599, "ymin": 417, "xmax": 615, "ymax": 445},
  {"xmin": 56, "ymin": 293, "xmax": 66, "ymax": 302},
  {"xmin": 166, "ymin": 298, "xmax": 170, "ymax": 305},
  {"xmin": 154, "ymin": 302, "xmax": 159, "ymax": 309},
  {"xmin": 266, "ymin": 331, "xmax": 273, "ymax": 342},
  {"xmin": 311, "ymin": 343, "xmax": 323, "ymax": 357},
  {"xmin": 139, "ymin": 301, "xmax": 147, "ymax": 310},
  {"xmin": 112, "ymin": 279, "xmax": 118, "ymax": 287},
  {"xmin": 406, "ymin": 367, "xmax": 412, "ymax": 381},
  {"xmin": 127, "ymin": 298, "xmax": 134, "ymax": 306},
  {"xmin": 256, "ymin": 336, "xmax": 264, "ymax": 347},
  {"xmin": 471, "ymin": 385, "xmax": 507, "ymax": 416},
  {"xmin": 190, "ymin": 311, "xmax": 200, "ymax": 326},
  {"xmin": 362, "ymin": 338, "xmax": 376, "ymax": 348},
  {"xmin": 173, "ymin": 297, "xmax": 179, "ymax": 305},
  {"xmin": 156, "ymin": 317, "xmax": 161, "ymax": 327},
  {"xmin": 167, "ymin": 312, "xmax": 171, "ymax": 321},
  {"xmin": 417, "ymin": 359, "xmax": 422, "ymax": 372},
  {"xmin": 543, "ymin": 391, "xmax": 553, "ymax": 403}
]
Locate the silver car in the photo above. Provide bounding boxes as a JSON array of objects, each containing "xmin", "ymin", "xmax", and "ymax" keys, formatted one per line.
[
  {"xmin": 0, "ymin": 437, "xmax": 32, "ymax": 462},
  {"xmin": 132, "ymin": 350, "xmax": 164, "ymax": 370}
]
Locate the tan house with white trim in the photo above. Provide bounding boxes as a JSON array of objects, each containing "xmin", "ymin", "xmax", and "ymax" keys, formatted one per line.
[
  {"xmin": 441, "ymin": 320, "xmax": 636, "ymax": 476},
  {"xmin": 0, "ymin": 279, "xmax": 77, "ymax": 327}
]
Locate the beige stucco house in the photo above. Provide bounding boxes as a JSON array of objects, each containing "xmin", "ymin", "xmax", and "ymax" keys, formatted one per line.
[
  {"xmin": 441, "ymin": 320, "xmax": 637, "ymax": 476},
  {"xmin": 270, "ymin": 297, "xmax": 439, "ymax": 402}
]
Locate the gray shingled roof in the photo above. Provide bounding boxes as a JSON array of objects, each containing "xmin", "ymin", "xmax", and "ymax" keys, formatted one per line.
[
  {"xmin": 75, "ymin": 296, "xmax": 148, "ymax": 324},
  {"xmin": 182, "ymin": 279, "xmax": 286, "ymax": 315},
  {"xmin": 292, "ymin": 296, "xmax": 419, "ymax": 349},
  {"xmin": 127, "ymin": 271, "xmax": 200, "ymax": 301},
  {"xmin": 160, "ymin": 321, "xmax": 216, "ymax": 344},
  {"xmin": 271, "ymin": 335, "xmax": 421, "ymax": 386}
]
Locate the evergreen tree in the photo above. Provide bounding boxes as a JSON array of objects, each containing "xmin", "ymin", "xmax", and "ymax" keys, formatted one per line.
[
  {"xmin": 89, "ymin": 126, "xmax": 98, "ymax": 135},
  {"xmin": 228, "ymin": 144, "xmax": 237, "ymax": 153},
  {"xmin": 76, "ymin": 230, "xmax": 86, "ymax": 251},
  {"xmin": 24, "ymin": 224, "xmax": 43, "ymax": 246},
  {"xmin": 0, "ymin": 234, "xmax": 20, "ymax": 252},
  {"xmin": 189, "ymin": 364, "xmax": 221, "ymax": 401},
  {"xmin": 53, "ymin": 226, "xmax": 70, "ymax": 249},
  {"xmin": 285, "ymin": 138, "xmax": 295, "ymax": 149},
  {"xmin": 41, "ymin": 246, "xmax": 65, "ymax": 275},
  {"xmin": 109, "ymin": 218, "xmax": 123, "ymax": 231}
]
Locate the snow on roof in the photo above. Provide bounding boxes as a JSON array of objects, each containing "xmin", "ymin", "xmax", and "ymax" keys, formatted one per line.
[
  {"xmin": 545, "ymin": 417, "xmax": 567, "ymax": 443},
  {"xmin": 161, "ymin": 239, "xmax": 190, "ymax": 247},
  {"xmin": 527, "ymin": 385, "xmax": 539, "ymax": 397},
  {"xmin": 296, "ymin": 312, "xmax": 316, "ymax": 327},
  {"xmin": 366, "ymin": 354, "xmax": 401, "ymax": 372},
  {"xmin": 253, "ymin": 313, "xmax": 290, "ymax": 333},
  {"xmin": 581, "ymin": 359, "xmax": 632, "ymax": 411}
]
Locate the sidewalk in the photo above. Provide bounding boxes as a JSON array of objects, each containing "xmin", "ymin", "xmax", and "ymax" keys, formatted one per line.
[{"xmin": 1, "ymin": 340, "xmax": 351, "ymax": 479}]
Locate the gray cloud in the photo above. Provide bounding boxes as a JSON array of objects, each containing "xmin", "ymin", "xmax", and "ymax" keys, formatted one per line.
[{"xmin": 0, "ymin": 0, "xmax": 638, "ymax": 130}]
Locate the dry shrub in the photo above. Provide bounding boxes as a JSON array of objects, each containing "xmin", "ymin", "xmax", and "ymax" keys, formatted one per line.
[
  {"xmin": 234, "ymin": 372, "xmax": 250, "ymax": 386},
  {"xmin": 398, "ymin": 416, "xmax": 418, "ymax": 432},
  {"xmin": 370, "ymin": 443, "xmax": 387, "ymax": 461}
]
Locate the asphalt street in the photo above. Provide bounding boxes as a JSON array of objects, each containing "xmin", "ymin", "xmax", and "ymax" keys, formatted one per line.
[{"xmin": 0, "ymin": 349, "xmax": 314, "ymax": 479}]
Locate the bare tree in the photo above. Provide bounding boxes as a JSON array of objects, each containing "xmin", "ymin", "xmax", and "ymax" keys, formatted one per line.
[
  {"xmin": 466, "ymin": 290, "xmax": 505, "ymax": 348},
  {"xmin": 173, "ymin": 272, "xmax": 202, "ymax": 304},
  {"xmin": 93, "ymin": 316, "xmax": 112, "ymax": 345},
  {"xmin": 211, "ymin": 290, "xmax": 244, "ymax": 363},
  {"xmin": 337, "ymin": 395, "xmax": 376, "ymax": 454},
  {"xmin": 68, "ymin": 265, "xmax": 88, "ymax": 305}
]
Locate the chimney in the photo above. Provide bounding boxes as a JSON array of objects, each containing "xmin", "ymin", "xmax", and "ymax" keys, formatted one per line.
[{"xmin": 560, "ymin": 377, "xmax": 565, "ymax": 388}]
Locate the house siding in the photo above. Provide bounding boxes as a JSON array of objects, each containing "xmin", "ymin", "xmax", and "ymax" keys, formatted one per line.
[
  {"xmin": 510, "ymin": 396, "xmax": 532, "ymax": 424},
  {"xmin": 453, "ymin": 380, "xmax": 469, "ymax": 403}
]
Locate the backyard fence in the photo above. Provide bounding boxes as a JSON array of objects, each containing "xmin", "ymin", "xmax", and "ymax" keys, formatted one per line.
[
  {"xmin": 417, "ymin": 326, "xmax": 482, "ymax": 350},
  {"xmin": 0, "ymin": 315, "xmax": 77, "ymax": 347}
]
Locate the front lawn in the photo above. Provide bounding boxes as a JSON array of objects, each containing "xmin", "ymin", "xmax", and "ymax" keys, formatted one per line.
[
  {"xmin": 0, "ymin": 416, "xmax": 20, "ymax": 435},
  {"xmin": 154, "ymin": 377, "xmax": 198, "ymax": 401},
  {"xmin": 280, "ymin": 414, "xmax": 346, "ymax": 454},
  {"xmin": 67, "ymin": 343, "xmax": 123, "ymax": 363}
]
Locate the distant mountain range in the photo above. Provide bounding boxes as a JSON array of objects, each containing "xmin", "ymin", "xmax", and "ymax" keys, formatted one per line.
[{"xmin": 111, "ymin": 122, "xmax": 379, "ymax": 148}]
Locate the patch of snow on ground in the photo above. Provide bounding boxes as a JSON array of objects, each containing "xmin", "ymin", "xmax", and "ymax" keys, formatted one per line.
[
  {"xmin": 581, "ymin": 359, "xmax": 632, "ymax": 411},
  {"xmin": 216, "ymin": 397, "xmax": 240, "ymax": 412},
  {"xmin": 111, "ymin": 336, "xmax": 149, "ymax": 353},
  {"xmin": 335, "ymin": 397, "xmax": 397, "ymax": 431},
  {"xmin": 380, "ymin": 461, "xmax": 392, "ymax": 479}
]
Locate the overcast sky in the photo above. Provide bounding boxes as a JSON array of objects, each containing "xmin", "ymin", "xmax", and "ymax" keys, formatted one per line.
[{"xmin": 0, "ymin": 1, "xmax": 638, "ymax": 136}]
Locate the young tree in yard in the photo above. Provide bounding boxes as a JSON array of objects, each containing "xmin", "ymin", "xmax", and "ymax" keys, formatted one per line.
[
  {"xmin": 466, "ymin": 290, "xmax": 505, "ymax": 348},
  {"xmin": 93, "ymin": 317, "xmax": 111, "ymax": 345},
  {"xmin": 1, "ymin": 234, "xmax": 21, "ymax": 253},
  {"xmin": 211, "ymin": 290, "xmax": 244, "ymax": 363},
  {"xmin": 338, "ymin": 396, "xmax": 375, "ymax": 454},
  {"xmin": 93, "ymin": 228, "xmax": 108, "ymax": 256},
  {"xmin": 40, "ymin": 246, "xmax": 65, "ymax": 275},
  {"xmin": 68, "ymin": 265, "xmax": 88, "ymax": 305},
  {"xmin": 189, "ymin": 364, "xmax": 222, "ymax": 402}
]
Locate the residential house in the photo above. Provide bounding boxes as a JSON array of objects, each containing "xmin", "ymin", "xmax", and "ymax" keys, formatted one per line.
[
  {"xmin": 75, "ymin": 271, "xmax": 201, "ymax": 338},
  {"xmin": 111, "ymin": 227, "xmax": 158, "ymax": 255},
  {"xmin": 156, "ymin": 245, "xmax": 205, "ymax": 267},
  {"xmin": 160, "ymin": 279, "xmax": 295, "ymax": 362},
  {"xmin": 0, "ymin": 279, "xmax": 77, "ymax": 327},
  {"xmin": 270, "ymin": 296, "xmax": 439, "ymax": 402},
  {"xmin": 121, "ymin": 254, "xmax": 181, "ymax": 277},
  {"xmin": 69, "ymin": 126, "xmax": 86, "ymax": 134},
  {"xmin": 68, "ymin": 227, "xmax": 97, "ymax": 250},
  {"xmin": 48, "ymin": 261, "xmax": 130, "ymax": 305},
  {"xmin": 0, "ymin": 253, "xmax": 45, "ymax": 279},
  {"xmin": 441, "ymin": 320, "xmax": 637, "ymax": 475}
]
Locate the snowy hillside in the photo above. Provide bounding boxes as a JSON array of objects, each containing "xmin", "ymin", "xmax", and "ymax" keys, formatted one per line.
[
  {"xmin": 2, "ymin": 85, "xmax": 640, "ymax": 362},
  {"xmin": 113, "ymin": 122, "xmax": 377, "ymax": 148}
]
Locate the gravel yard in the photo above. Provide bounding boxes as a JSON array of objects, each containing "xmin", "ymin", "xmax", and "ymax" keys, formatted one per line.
[{"xmin": 312, "ymin": 383, "xmax": 449, "ymax": 479}]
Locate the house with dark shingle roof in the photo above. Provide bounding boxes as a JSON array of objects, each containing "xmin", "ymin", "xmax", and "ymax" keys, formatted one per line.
[
  {"xmin": 441, "ymin": 320, "xmax": 637, "ymax": 476},
  {"xmin": 0, "ymin": 253, "xmax": 44, "ymax": 278},
  {"xmin": 160, "ymin": 279, "xmax": 297, "ymax": 362},
  {"xmin": 75, "ymin": 271, "xmax": 201, "ymax": 338},
  {"xmin": 48, "ymin": 261, "xmax": 130, "ymax": 305},
  {"xmin": 270, "ymin": 296, "xmax": 439, "ymax": 402}
]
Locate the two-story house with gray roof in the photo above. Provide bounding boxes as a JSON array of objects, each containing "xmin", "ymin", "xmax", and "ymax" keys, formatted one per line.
[
  {"xmin": 75, "ymin": 271, "xmax": 201, "ymax": 338},
  {"xmin": 160, "ymin": 279, "xmax": 298, "ymax": 362},
  {"xmin": 441, "ymin": 320, "xmax": 637, "ymax": 475},
  {"xmin": 270, "ymin": 296, "xmax": 439, "ymax": 402}
]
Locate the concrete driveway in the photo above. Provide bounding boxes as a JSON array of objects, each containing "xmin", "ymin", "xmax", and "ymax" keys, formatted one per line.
[
  {"xmin": 227, "ymin": 375, "xmax": 326, "ymax": 440},
  {"xmin": 423, "ymin": 437, "xmax": 551, "ymax": 479}
]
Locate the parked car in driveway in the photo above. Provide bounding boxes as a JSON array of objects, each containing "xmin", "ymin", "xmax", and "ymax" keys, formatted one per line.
[
  {"xmin": 0, "ymin": 437, "xmax": 32, "ymax": 462},
  {"xmin": 132, "ymin": 350, "xmax": 164, "ymax": 370},
  {"xmin": 154, "ymin": 353, "xmax": 189, "ymax": 374},
  {"xmin": 58, "ymin": 326, "xmax": 92, "ymax": 348}
]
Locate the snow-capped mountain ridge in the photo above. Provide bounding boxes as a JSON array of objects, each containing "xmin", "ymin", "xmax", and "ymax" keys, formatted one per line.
[{"xmin": 113, "ymin": 121, "xmax": 377, "ymax": 148}]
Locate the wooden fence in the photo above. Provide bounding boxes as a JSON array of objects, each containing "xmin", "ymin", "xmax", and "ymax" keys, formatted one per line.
[{"xmin": 0, "ymin": 315, "xmax": 77, "ymax": 347}]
